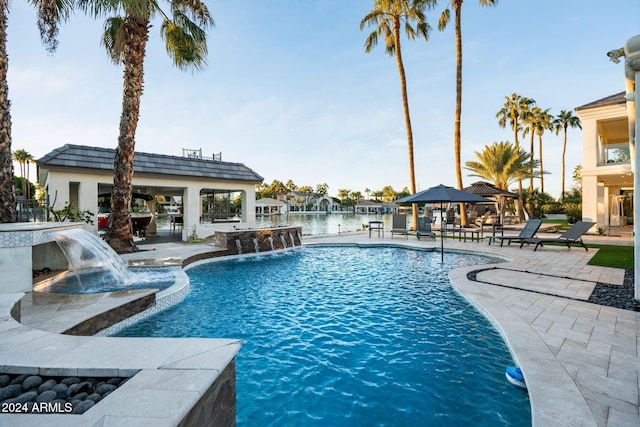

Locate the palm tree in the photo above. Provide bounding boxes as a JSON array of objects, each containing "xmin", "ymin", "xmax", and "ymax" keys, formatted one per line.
[
  {"xmin": 496, "ymin": 93, "xmax": 534, "ymax": 152},
  {"xmin": 521, "ymin": 105, "xmax": 547, "ymax": 191},
  {"xmin": 533, "ymin": 108, "xmax": 553, "ymax": 193},
  {"xmin": 79, "ymin": 0, "xmax": 213, "ymax": 252},
  {"xmin": 496, "ymin": 93, "xmax": 534, "ymax": 220},
  {"xmin": 361, "ymin": 0, "xmax": 435, "ymax": 230},
  {"xmin": 437, "ymin": 0, "xmax": 497, "ymax": 226},
  {"xmin": 12, "ymin": 149, "xmax": 34, "ymax": 199},
  {"xmin": 337, "ymin": 188, "xmax": 351, "ymax": 206},
  {"xmin": 553, "ymin": 110, "xmax": 581, "ymax": 200},
  {"xmin": 0, "ymin": 0, "xmax": 72, "ymax": 223},
  {"xmin": 464, "ymin": 141, "xmax": 539, "ymax": 191}
]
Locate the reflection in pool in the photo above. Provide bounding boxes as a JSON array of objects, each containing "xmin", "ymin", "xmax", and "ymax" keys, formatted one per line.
[{"xmin": 116, "ymin": 246, "xmax": 530, "ymax": 426}]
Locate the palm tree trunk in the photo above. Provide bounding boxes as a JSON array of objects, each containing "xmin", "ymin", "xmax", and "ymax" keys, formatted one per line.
[
  {"xmin": 454, "ymin": 5, "xmax": 468, "ymax": 227},
  {"xmin": 0, "ymin": 4, "xmax": 15, "ymax": 223},
  {"xmin": 561, "ymin": 126, "xmax": 568, "ymax": 200},
  {"xmin": 106, "ymin": 17, "xmax": 149, "ymax": 253},
  {"xmin": 529, "ymin": 131, "xmax": 534, "ymax": 191},
  {"xmin": 392, "ymin": 16, "xmax": 418, "ymax": 230},
  {"xmin": 538, "ymin": 134, "xmax": 544, "ymax": 193}
]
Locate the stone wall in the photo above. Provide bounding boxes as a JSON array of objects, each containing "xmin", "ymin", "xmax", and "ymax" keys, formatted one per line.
[
  {"xmin": 212, "ymin": 227, "xmax": 302, "ymax": 255},
  {"xmin": 180, "ymin": 359, "xmax": 237, "ymax": 427}
]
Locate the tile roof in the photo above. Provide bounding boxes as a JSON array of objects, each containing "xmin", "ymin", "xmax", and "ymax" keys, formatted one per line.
[
  {"xmin": 37, "ymin": 144, "xmax": 263, "ymax": 183},
  {"xmin": 575, "ymin": 91, "xmax": 627, "ymax": 110}
]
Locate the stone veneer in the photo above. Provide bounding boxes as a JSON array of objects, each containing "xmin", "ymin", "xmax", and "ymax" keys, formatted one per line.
[
  {"xmin": 94, "ymin": 272, "xmax": 191, "ymax": 337},
  {"xmin": 212, "ymin": 226, "xmax": 303, "ymax": 255}
]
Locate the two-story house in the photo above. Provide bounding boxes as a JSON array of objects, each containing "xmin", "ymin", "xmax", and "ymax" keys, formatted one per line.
[{"xmin": 576, "ymin": 92, "xmax": 633, "ymax": 231}]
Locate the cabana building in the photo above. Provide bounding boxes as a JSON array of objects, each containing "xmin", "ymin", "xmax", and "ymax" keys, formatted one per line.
[{"xmin": 37, "ymin": 145, "xmax": 263, "ymax": 241}]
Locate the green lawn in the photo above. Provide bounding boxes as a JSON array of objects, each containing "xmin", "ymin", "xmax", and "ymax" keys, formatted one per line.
[
  {"xmin": 540, "ymin": 220, "xmax": 634, "ymax": 270},
  {"xmin": 587, "ymin": 244, "xmax": 634, "ymax": 270}
]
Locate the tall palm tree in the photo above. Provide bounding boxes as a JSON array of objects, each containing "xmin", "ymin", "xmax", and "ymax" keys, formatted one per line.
[
  {"xmin": 496, "ymin": 93, "xmax": 534, "ymax": 152},
  {"xmin": 520, "ymin": 104, "xmax": 542, "ymax": 191},
  {"xmin": 0, "ymin": 0, "xmax": 72, "ymax": 223},
  {"xmin": 533, "ymin": 108, "xmax": 553, "ymax": 193},
  {"xmin": 79, "ymin": 0, "xmax": 213, "ymax": 252},
  {"xmin": 464, "ymin": 141, "xmax": 539, "ymax": 191},
  {"xmin": 12, "ymin": 149, "xmax": 34, "ymax": 199},
  {"xmin": 437, "ymin": 0, "xmax": 497, "ymax": 226},
  {"xmin": 496, "ymin": 93, "xmax": 533, "ymax": 220},
  {"xmin": 553, "ymin": 110, "xmax": 581, "ymax": 200},
  {"xmin": 361, "ymin": 0, "xmax": 435, "ymax": 231}
]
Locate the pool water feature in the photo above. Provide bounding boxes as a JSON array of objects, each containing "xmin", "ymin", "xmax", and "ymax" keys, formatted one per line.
[
  {"xmin": 116, "ymin": 246, "xmax": 531, "ymax": 426},
  {"xmin": 36, "ymin": 266, "xmax": 181, "ymax": 294},
  {"xmin": 53, "ymin": 227, "xmax": 128, "ymax": 282}
]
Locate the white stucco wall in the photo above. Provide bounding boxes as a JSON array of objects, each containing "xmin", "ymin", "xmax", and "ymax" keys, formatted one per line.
[
  {"xmin": 578, "ymin": 100, "xmax": 630, "ymax": 231},
  {"xmin": 41, "ymin": 169, "xmax": 258, "ymax": 241}
]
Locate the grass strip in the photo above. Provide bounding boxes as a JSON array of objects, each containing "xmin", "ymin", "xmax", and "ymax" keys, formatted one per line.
[{"xmin": 587, "ymin": 244, "xmax": 634, "ymax": 270}]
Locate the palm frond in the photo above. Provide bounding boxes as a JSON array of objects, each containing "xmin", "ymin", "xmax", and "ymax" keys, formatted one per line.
[
  {"xmin": 438, "ymin": 8, "xmax": 450, "ymax": 31},
  {"xmin": 160, "ymin": 15, "xmax": 208, "ymax": 71},
  {"xmin": 102, "ymin": 16, "xmax": 126, "ymax": 64}
]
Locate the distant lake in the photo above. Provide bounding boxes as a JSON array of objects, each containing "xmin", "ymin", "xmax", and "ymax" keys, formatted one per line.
[{"xmin": 255, "ymin": 212, "xmax": 442, "ymax": 236}]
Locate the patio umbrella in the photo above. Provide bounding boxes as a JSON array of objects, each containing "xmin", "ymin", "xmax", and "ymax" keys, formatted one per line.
[{"xmin": 396, "ymin": 184, "xmax": 490, "ymax": 261}]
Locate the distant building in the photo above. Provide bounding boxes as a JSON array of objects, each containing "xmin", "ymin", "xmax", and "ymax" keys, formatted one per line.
[
  {"xmin": 354, "ymin": 200, "xmax": 399, "ymax": 214},
  {"xmin": 255, "ymin": 198, "xmax": 287, "ymax": 215},
  {"xmin": 37, "ymin": 144, "xmax": 263, "ymax": 240}
]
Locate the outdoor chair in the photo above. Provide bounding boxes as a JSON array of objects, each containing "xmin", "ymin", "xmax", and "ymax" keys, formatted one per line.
[
  {"xmin": 391, "ymin": 214, "xmax": 408, "ymax": 239},
  {"xmin": 520, "ymin": 221, "xmax": 596, "ymax": 251},
  {"xmin": 488, "ymin": 219, "xmax": 542, "ymax": 247},
  {"xmin": 416, "ymin": 216, "xmax": 436, "ymax": 241}
]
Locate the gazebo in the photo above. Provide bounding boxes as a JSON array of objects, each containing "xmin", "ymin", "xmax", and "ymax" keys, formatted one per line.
[{"xmin": 463, "ymin": 181, "xmax": 519, "ymax": 223}]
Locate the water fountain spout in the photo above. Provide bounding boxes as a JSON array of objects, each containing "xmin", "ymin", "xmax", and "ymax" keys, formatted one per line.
[
  {"xmin": 235, "ymin": 239, "xmax": 243, "ymax": 255},
  {"xmin": 253, "ymin": 238, "xmax": 260, "ymax": 254},
  {"xmin": 268, "ymin": 236, "xmax": 275, "ymax": 251}
]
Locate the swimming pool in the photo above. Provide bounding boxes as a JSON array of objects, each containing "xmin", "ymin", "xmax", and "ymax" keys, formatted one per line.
[{"xmin": 116, "ymin": 246, "xmax": 530, "ymax": 426}]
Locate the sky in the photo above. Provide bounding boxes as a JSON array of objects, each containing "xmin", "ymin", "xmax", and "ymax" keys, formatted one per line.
[{"xmin": 7, "ymin": 0, "xmax": 640, "ymax": 200}]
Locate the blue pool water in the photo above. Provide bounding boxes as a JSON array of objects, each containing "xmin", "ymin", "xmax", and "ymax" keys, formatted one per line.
[
  {"xmin": 38, "ymin": 266, "xmax": 180, "ymax": 294},
  {"xmin": 116, "ymin": 247, "xmax": 530, "ymax": 426}
]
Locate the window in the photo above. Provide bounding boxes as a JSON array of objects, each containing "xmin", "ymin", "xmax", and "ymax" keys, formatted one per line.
[{"xmin": 200, "ymin": 189, "xmax": 243, "ymax": 223}]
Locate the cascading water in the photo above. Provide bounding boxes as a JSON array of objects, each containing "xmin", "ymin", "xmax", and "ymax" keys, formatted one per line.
[
  {"xmin": 289, "ymin": 232, "xmax": 295, "ymax": 247},
  {"xmin": 235, "ymin": 239, "xmax": 243, "ymax": 254},
  {"xmin": 268, "ymin": 236, "xmax": 275, "ymax": 251},
  {"xmin": 53, "ymin": 228, "xmax": 128, "ymax": 285},
  {"xmin": 280, "ymin": 235, "xmax": 287, "ymax": 249},
  {"xmin": 252, "ymin": 238, "xmax": 260, "ymax": 254},
  {"xmin": 47, "ymin": 228, "xmax": 179, "ymax": 294}
]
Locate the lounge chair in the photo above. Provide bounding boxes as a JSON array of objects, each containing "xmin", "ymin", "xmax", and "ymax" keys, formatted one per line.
[
  {"xmin": 391, "ymin": 214, "xmax": 408, "ymax": 239},
  {"xmin": 488, "ymin": 219, "xmax": 542, "ymax": 247},
  {"xmin": 520, "ymin": 221, "xmax": 596, "ymax": 251},
  {"xmin": 416, "ymin": 216, "xmax": 436, "ymax": 241}
]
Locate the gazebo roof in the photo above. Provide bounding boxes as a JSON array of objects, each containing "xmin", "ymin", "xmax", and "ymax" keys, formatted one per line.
[{"xmin": 464, "ymin": 181, "xmax": 518, "ymax": 198}]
